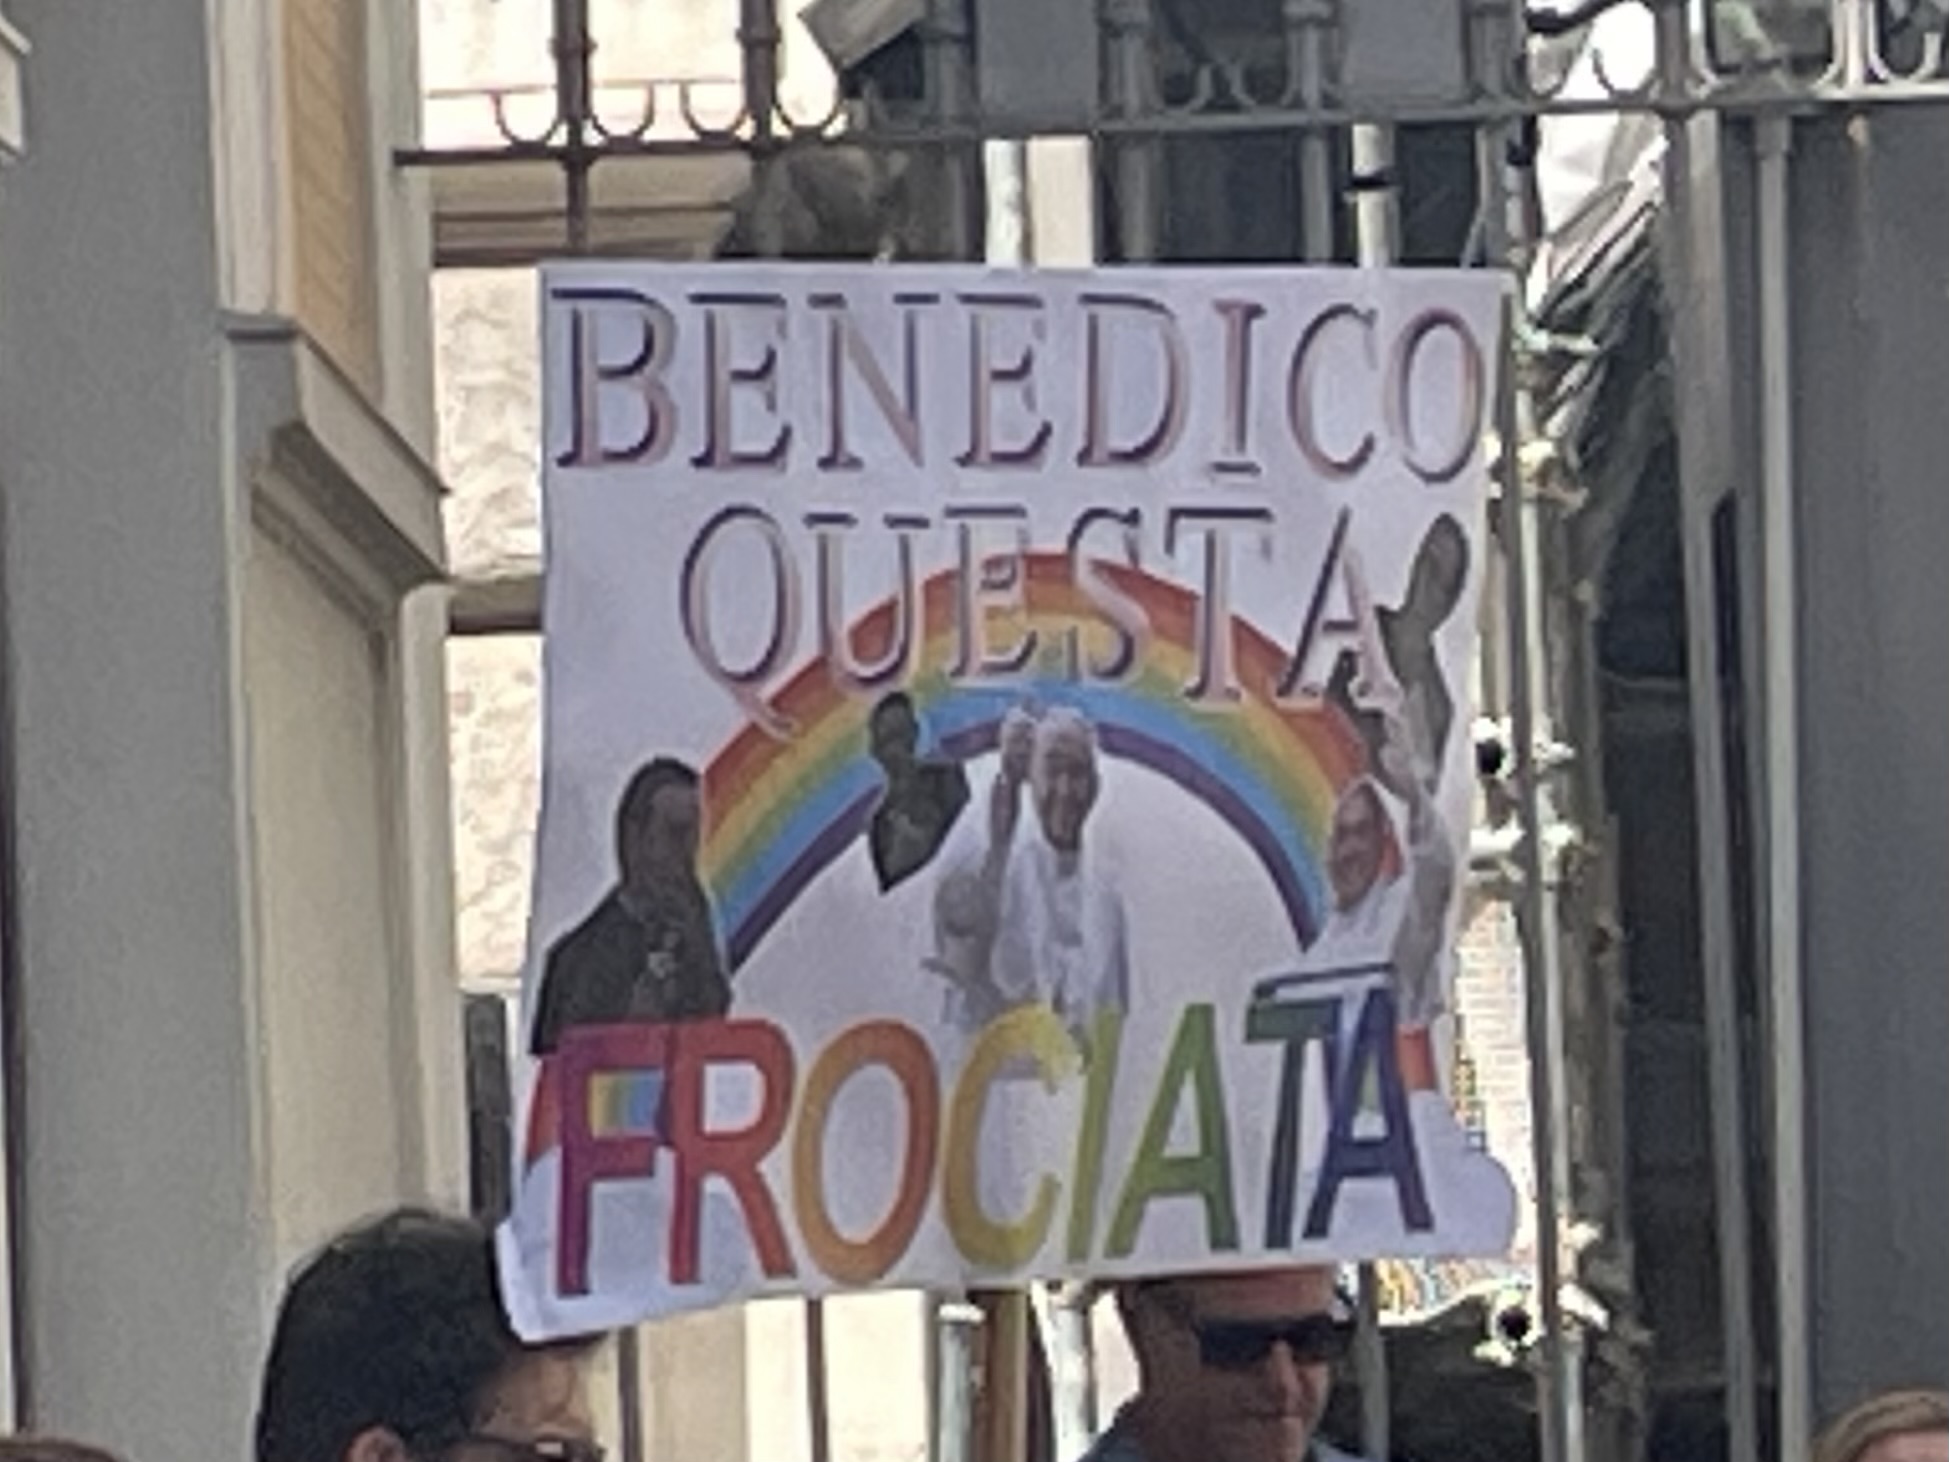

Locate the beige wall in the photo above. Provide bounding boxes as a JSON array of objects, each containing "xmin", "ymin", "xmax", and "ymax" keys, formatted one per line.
[
  {"xmin": 246, "ymin": 522, "xmax": 417, "ymax": 1262},
  {"xmin": 284, "ymin": 0, "xmax": 381, "ymax": 393},
  {"xmin": 208, "ymin": 0, "xmax": 431, "ymax": 445}
]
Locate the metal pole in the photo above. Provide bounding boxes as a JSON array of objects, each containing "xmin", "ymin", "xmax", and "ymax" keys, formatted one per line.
[
  {"xmin": 1038, "ymin": 1286, "xmax": 1094, "ymax": 1462},
  {"xmin": 1289, "ymin": 0, "xmax": 1335, "ymax": 261},
  {"xmin": 935, "ymin": 1298, "xmax": 983, "ymax": 1462},
  {"xmin": 922, "ymin": 0, "xmax": 980, "ymax": 259},
  {"xmin": 987, "ymin": 1291, "xmax": 1033, "ymax": 1462},
  {"xmin": 1350, "ymin": 124, "xmax": 1397, "ymax": 267},
  {"xmin": 1355, "ymin": 1266, "xmax": 1390, "ymax": 1462},
  {"xmin": 1496, "ymin": 301, "xmax": 1579, "ymax": 1462},
  {"xmin": 1480, "ymin": 136, "xmax": 1582, "ymax": 1462},
  {"xmin": 738, "ymin": 0, "xmax": 786, "ymax": 256},
  {"xmin": 1348, "ymin": 134, "xmax": 1395, "ymax": 1462},
  {"xmin": 615, "ymin": 1328, "xmax": 645, "ymax": 1462},
  {"xmin": 550, "ymin": 0, "xmax": 593, "ymax": 253},
  {"xmin": 806, "ymin": 1300, "xmax": 834, "ymax": 1462},
  {"xmin": 1103, "ymin": 0, "xmax": 1159, "ymax": 260},
  {"xmin": 1756, "ymin": 110, "xmax": 1812, "ymax": 1462},
  {"xmin": 985, "ymin": 140, "xmax": 1030, "ymax": 265},
  {"xmin": 738, "ymin": 0, "xmax": 782, "ymax": 148}
]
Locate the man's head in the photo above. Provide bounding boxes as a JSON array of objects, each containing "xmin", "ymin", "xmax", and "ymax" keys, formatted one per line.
[
  {"xmin": 1116, "ymin": 1267, "xmax": 1347, "ymax": 1462},
  {"xmin": 869, "ymin": 693, "xmax": 921, "ymax": 777},
  {"xmin": 255, "ymin": 1209, "xmax": 599, "ymax": 1462},
  {"xmin": 1328, "ymin": 779, "xmax": 1392, "ymax": 911},
  {"xmin": 1401, "ymin": 514, "xmax": 1470, "ymax": 632},
  {"xmin": 615, "ymin": 758, "xmax": 702, "ymax": 892},
  {"xmin": 1032, "ymin": 709, "xmax": 1100, "ymax": 854}
]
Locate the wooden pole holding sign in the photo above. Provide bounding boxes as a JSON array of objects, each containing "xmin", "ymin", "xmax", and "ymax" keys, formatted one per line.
[
  {"xmin": 805, "ymin": 1298, "xmax": 833, "ymax": 1462},
  {"xmin": 975, "ymin": 15, "xmax": 1036, "ymax": 1461},
  {"xmin": 982, "ymin": 1289, "xmax": 1034, "ymax": 1462}
]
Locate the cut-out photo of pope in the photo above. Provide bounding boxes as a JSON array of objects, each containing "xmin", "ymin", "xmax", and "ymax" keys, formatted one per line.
[
  {"xmin": 530, "ymin": 757, "xmax": 731, "ymax": 1056},
  {"xmin": 926, "ymin": 705, "xmax": 1131, "ymax": 1057},
  {"xmin": 1306, "ymin": 709, "xmax": 1456, "ymax": 1030}
]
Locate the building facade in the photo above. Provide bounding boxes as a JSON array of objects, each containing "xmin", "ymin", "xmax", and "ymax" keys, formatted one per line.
[{"xmin": 0, "ymin": 4, "xmax": 463, "ymax": 1459}]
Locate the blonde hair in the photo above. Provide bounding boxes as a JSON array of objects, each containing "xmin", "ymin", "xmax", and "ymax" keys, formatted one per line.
[{"xmin": 1815, "ymin": 1391, "xmax": 1949, "ymax": 1462}]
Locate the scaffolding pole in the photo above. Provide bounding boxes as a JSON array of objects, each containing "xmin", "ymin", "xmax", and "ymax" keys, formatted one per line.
[
  {"xmin": 1349, "ymin": 118, "xmax": 1396, "ymax": 1462},
  {"xmin": 1478, "ymin": 124, "xmax": 1587, "ymax": 1462}
]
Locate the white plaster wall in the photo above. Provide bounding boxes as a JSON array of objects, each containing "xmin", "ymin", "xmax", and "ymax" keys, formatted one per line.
[
  {"xmin": 639, "ymin": 1308, "xmax": 752, "ymax": 1459},
  {"xmin": 245, "ymin": 525, "xmax": 415, "ymax": 1267},
  {"xmin": 436, "ymin": 268, "xmax": 540, "ymax": 582},
  {"xmin": 821, "ymin": 1292, "xmax": 932, "ymax": 1462},
  {"xmin": 447, "ymin": 633, "xmax": 542, "ymax": 984},
  {"xmin": 741, "ymin": 1295, "xmax": 933, "ymax": 1462},
  {"xmin": 433, "ymin": 265, "xmax": 544, "ymax": 980}
]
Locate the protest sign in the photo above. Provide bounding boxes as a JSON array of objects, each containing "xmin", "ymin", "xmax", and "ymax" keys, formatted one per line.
[{"xmin": 498, "ymin": 263, "xmax": 1518, "ymax": 1338}]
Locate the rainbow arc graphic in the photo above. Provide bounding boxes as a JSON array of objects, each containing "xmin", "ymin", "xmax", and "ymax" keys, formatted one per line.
[{"xmin": 702, "ymin": 554, "xmax": 1368, "ymax": 971}]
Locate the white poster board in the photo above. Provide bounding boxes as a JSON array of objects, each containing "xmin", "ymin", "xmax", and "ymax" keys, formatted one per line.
[{"xmin": 499, "ymin": 264, "xmax": 1517, "ymax": 1338}]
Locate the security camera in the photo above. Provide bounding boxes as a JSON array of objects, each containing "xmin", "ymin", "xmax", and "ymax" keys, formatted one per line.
[
  {"xmin": 1494, "ymin": 1303, "xmax": 1533, "ymax": 1347},
  {"xmin": 1473, "ymin": 717, "xmax": 1510, "ymax": 781}
]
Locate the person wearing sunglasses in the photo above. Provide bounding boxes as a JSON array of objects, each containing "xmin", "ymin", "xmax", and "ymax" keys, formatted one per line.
[
  {"xmin": 1083, "ymin": 1266, "xmax": 1360, "ymax": 1462},
  {"xmin": 255, "ymin": 1209, "xmax": 606, "ymax": 1462}
]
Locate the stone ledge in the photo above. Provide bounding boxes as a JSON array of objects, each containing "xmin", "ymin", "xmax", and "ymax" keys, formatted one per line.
[
  {"xmin": 225, "ymin": 313, "xmax": 448, "ymax": 603},
  {"xmin": 450, "ymin": 570, "xmax": 542, "ymax": 635}
]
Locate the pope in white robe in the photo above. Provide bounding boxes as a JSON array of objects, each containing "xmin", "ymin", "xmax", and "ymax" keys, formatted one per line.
[
  {"xmin": 1299, "ymin": 658, "xmax": 1457, "ymax": 1033},
  {"xmin": 927, "ymin": 706, "xmax": 1131, "ymax": 1059}
]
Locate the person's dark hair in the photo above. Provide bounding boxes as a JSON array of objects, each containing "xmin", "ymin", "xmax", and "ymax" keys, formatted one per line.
[
  {"xmin": 0, "ymin": 1438, "xmax": 129, "ymax": 1462},
  {"xmin": 870, "ymin": 690, "xmax": 916, "ymax": 726},
  {"xmin": 254, "ymin": 1208, "xmax": 585, "ymax": 1462},
  {"xmin": 615, "ymin": 757, "xmax": 700, "ymax": 852}
]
